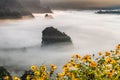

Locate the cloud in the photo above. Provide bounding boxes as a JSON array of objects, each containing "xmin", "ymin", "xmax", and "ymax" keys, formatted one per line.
[
  {"xmin": 0, "ymin": 10, "xmax": 120, "ymax": 75},
  {"xmin": 41, "ymin": 0, "xmax": 120, "ymax": 9}
]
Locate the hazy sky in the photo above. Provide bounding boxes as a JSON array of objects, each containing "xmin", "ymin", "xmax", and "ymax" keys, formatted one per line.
[{"xmin": 41, "ymin": 0, "xmax": 120, "ymax": 9}]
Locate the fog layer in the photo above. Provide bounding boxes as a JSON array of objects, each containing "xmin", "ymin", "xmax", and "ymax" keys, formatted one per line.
[{"xmin": 0, "ymin": 10, "xmax": 120, "ymax": 74}]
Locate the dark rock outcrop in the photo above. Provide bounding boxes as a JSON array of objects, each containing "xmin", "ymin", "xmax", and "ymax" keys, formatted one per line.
[
  {"xmin": 41, "ymin": 27, "xmax": 72, "ymax": 46},
  {"xmin": 96, "ymin": 10, "xmax": 120, "ymax": 14},
  {"xmin": 0, "ymin": 66, "xmax": 12, "ymax": 80},
  {"xmin": 45, "ymin": 14, "xmax": 54, "ymax": 19},
  {"xmin": 0, "ymin": 0, "xmax": 33, "ymax": 19}
]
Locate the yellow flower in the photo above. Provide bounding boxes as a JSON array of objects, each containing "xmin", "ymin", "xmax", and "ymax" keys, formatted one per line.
[
  {"xmin": 62, "ymin": 63, "xmax": 69, "ymax": 71},
  {"xmin": 106, "ymin": 70, "xmax": 114, "ymax": 78},
  {"xmin": 56, "ymin": 78, "xmax": 59, "ymax": 80},
  {"xmin": 105, "ymin": 65, "xmax": 110, "ymax": 69},
  {"xmin": 72, "ymin": 63, "xmax": 78, "ymax": 68},
  {"xmin": 105, "ymin": 57, "xmax": 112, "ymax": 63},
  {"xmin": 114, "ymin": 50, "xmax": 120, "ymax": 54},
  {"xmin": 12, "ymin": 76, "xmax": 20, "ymax": 80},
  {"xmin": 110, "ymin": 59, "xmax": 116, "ymax": 64},
  {"xmin": 90, "ymin": 61, "xmax": 97, "ymax": 68},
  {"xmin": 71, "ymin": 54, "xmax": 81, "ymax": 59},
  {"xmin": 110, "ymin": 70, "xmax": 114, "ymax": 74},
  {"xmin": 41, "ymin": 65, "xmax": 46, "ymax": 71},
  {"xmin": 116, "ymin": 44, "xmax": 120, "ymax": 49},
  {"xmin": 105, "ymin": 51, "xmax": 110, "ymax": 56},
  {"xmin": 68, "ymin": 73, "xmax": 74, "ymax": 78},
  {"xmin": 34, "ymin": 71, "xmax": 40, "ymax": 76},
  {"xmin": 82, "ymin": 54, "xmax": 91, "ymax": 62},
  {"xmin": 30, "ymin": 65, "xmax": 37, "ymax": 71},
  {"xmin": 41, "ymin": 73, "xmax": 46, "ymax": 78},
  {"xmin": 57, "ymin": 73, "xmax": 64, "ymax": 78},
  {"xmin": 38, "ymin": 78, "xmax": 44, "ymax": 80},
  {"xmin": 70, "ymin": 59, "xmax": 74, "ymax": 63},
  {"xmin": 26, "ymin": 75, "xmax": 31, "ymax": 80},
  {"xmin": 50, "ymin": 64, "xmax": 57, "ymax": 71},
  {"xmin": 75, "ymin": 54, "xmax": 81, "ymax": 59},
  {"xmin": 71, "ymin": 54, "xmax": 75, "ymax": 58},
  {"xmin": 105, "ymin": 57, "xmax": 116, "ymax": 64},
  {"xmin": 4, "ymin": 76, "xmax": 9, "ymax": 80},
  {"xmin": 98, "ymin": 52, "xmax": 102, "ymax": 56},
  {"xmin": 74, "ymin": 78, "xmax": 82, "ymax": 80}
]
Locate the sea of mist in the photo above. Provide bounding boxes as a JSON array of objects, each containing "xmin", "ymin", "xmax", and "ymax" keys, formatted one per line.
[{"xmin": 0, "ymin": 10, "xmax": 120, "ymax": 75}]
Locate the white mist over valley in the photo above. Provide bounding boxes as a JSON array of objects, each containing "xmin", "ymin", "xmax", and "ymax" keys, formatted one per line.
[{"xmin": 0, "ymin": 10, "xmax": 120, "ymax": 74}]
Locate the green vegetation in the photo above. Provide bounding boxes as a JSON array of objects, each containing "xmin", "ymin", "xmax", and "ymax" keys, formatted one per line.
[{"xmin": 0, "ymin": 44, "xmax": 120, "ymax": 80}]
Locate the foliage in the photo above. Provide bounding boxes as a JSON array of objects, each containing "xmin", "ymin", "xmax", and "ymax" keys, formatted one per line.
[
  {"xmin": 1, "ymin": 44, "xmax": 120, "ymax": 80},
  {"xmin": 21, "ymin": 64, "xmax": 57, "ymax": 80},
  {"xmin": 55, "ymin": 44, "xmax": 120, "ymax": 80}
]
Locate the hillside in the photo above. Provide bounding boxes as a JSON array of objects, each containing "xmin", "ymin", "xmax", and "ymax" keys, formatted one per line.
[
  {"xmin": 19, "ymin": 0, "xmax": 52, "ymax": 13},
  {"xmin": 0, "ymin": 0, "xmax": 33, "ymax": 19}
]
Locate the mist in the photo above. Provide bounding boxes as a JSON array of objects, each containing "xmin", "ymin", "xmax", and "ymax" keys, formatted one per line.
[{"xmin": 0, "ymin": 10, "xmax": 120, "ymax": 75}]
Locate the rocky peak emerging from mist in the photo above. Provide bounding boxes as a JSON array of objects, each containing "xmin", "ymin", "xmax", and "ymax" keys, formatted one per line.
[
  {"xmin": 0, "ymin": 0, "xmax": 33, "ymax": 19},
  {"xmin": 41, "ymin": 27, "xmax": 72, "ymax": 46}
]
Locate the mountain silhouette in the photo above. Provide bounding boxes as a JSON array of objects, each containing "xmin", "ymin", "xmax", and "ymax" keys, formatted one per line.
[
  {"xmin": 19, "ymin": 0, "xmax": 52, "ymax": 13},
  {"xmin": 0, "ymin": 0, "xmax": 33, "ymax": 19}
]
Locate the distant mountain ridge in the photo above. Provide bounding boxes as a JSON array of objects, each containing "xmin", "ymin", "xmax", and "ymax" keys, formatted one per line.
[
  {"xmin": 19, "ymin": 0, "xmax": 52, "ymax": 13},
  {"xmin": 0, "ymin": 0, "xmax": 33, "ymax": 19}
]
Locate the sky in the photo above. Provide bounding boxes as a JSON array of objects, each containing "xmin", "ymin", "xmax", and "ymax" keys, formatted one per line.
[{"xmin": 40, "ymin": 0, "xmax": 120, "ymax": 9}]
